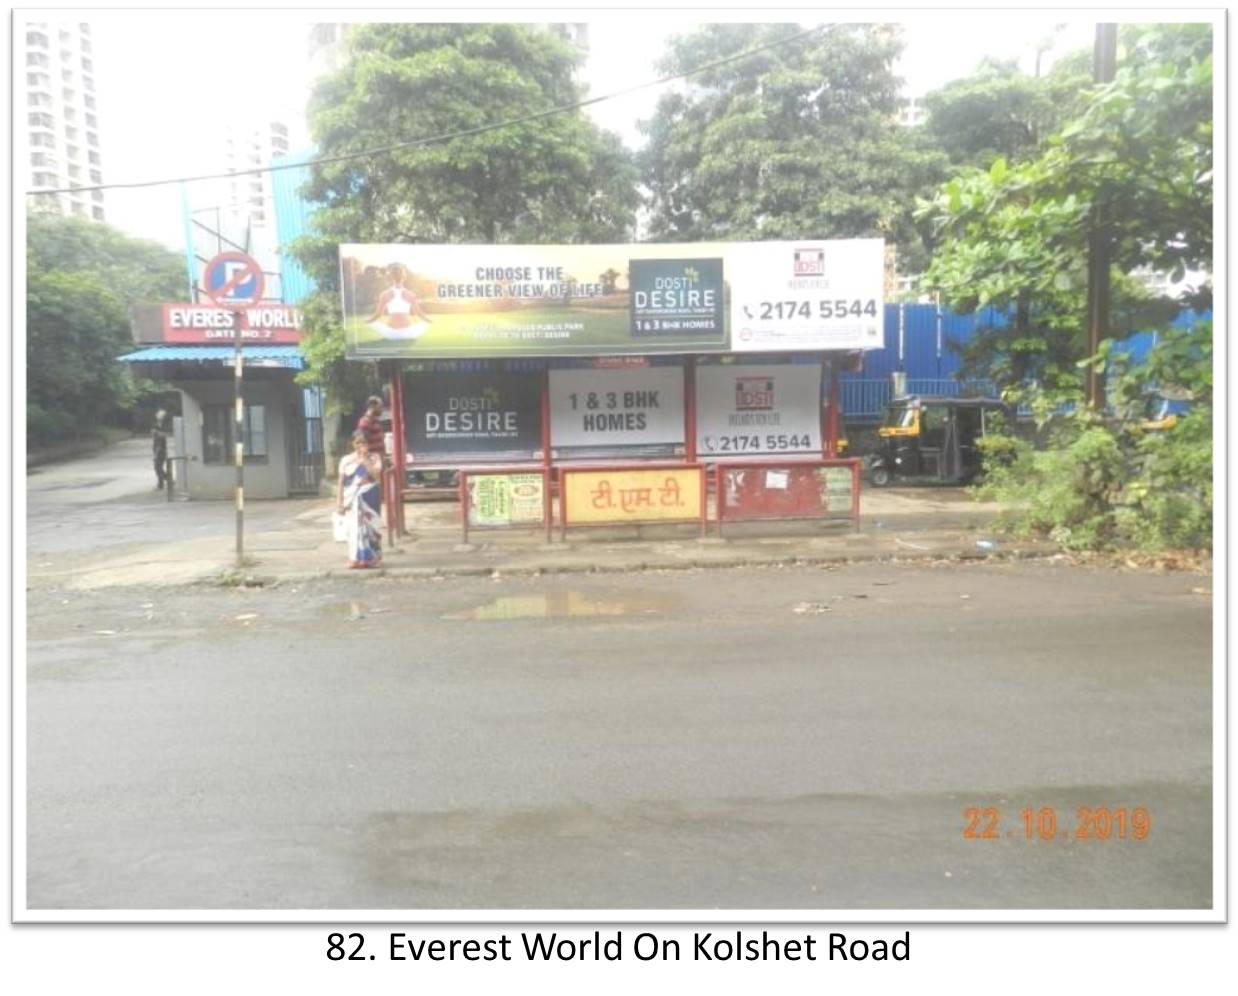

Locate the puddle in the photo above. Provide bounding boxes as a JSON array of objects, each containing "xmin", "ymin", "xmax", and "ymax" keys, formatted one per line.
[{"xmin": 443, "ymin": 591, "xmax": 666, "ymax": 621}]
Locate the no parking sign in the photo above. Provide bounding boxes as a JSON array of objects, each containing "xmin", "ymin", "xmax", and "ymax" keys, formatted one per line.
[{"xmin": 201, "ymin": 251, "xmax": 264, "ymax": 309}]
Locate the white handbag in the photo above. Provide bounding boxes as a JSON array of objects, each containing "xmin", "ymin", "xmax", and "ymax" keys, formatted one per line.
[{"xmin": 331, "ymin": 510, "xmax": 348, "ymax": 543}]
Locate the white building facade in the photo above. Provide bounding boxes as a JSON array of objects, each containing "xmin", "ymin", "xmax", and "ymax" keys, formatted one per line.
[{"xmin": 24, "ymin": 20, "xmax": 105, "ymax": 221}]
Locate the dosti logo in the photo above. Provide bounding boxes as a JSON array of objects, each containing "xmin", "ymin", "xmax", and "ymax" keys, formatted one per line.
[
  {"xmin": 794, "ymin": 248, "xmax": 825, "ymax": 277},
  {"xmin": 736, "ymin": 376, "xmax": 775, "ymax": 411}
]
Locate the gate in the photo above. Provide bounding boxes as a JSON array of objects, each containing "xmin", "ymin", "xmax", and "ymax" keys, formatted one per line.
[{"xmin": 288, "ymin": 387, "xmax": 325, "ymax": 495}]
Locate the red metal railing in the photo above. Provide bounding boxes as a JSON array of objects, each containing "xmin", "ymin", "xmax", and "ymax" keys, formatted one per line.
[{"xmin": 714, "ymin": 457, "xmax": 861, "ymax": 535}]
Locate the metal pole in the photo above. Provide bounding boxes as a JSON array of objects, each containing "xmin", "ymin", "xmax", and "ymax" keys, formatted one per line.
[
  {"xmin": 935, "ymin": 291, "xmax": 943, "ymax": 376},
  {"xmin": 1086, "ymin": 22, "xmax": 1118, "ymax": 411},
  {"xmin": 179, "ymin": 182, "xmax": 197, "ymax": 303},
  {"xmin": 390, "ymin": 362, "xmax": 407, "ymax": 537},
  {"xmin": 898, "ymin": 301, "xmax": 906, "ymax": 368},
  {"xmin": 233, "ymin": 310, "xmax": 244, "ymax": 566},
  {"xmin": 383, "ymin": 360, "xmax": 397, "ymax": 550},
  {"xmin": 684, "ymin": 357, "xmax": 697, "ymax": 463},
  {"xmin": 826, "ymin": 357, "xmax": 841, "ymax": 459}
]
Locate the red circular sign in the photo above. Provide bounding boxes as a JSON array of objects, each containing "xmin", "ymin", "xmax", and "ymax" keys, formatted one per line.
[{"xmin": 202, "ymin": 251, "xmax": 265, "ymax": 309}]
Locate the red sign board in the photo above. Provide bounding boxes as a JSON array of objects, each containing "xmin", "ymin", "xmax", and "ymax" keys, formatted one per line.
[{"xmin": 156, "ymin": 304, "xmax": 302, "ymax": 343}]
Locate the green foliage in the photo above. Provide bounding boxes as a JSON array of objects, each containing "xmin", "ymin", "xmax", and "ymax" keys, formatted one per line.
[
  {"xmin": 918, "ymin": 23, "xmax": 1212, "ymax": 394},
  {"xmin": 292, "ymin": 23, "xmax": 640, "ymax": 407},
  {"xmin": 978, "ymin": 323, "xmax": 1212, "ymax": 552},
  {"xmin": 639, "ymin": 24, "xmax": 948, "ymax": 271},
  {"xmin": 26, "ymin": 267, "xmax": 134, "ymax": 444},
  {"xmin": 25, "ymin": 214, "xmax": 189, "ymax": 446},
  {"xmin": 27, "ymin": 213, "xmax": 188, "ymax": 307},
  {"xmin": 920, "ymin": 55, "xmax": 1087, "ymax": 170},
  {"xmin": 293, "ymin": 289, "xmax": 381, "ymax": 417}
]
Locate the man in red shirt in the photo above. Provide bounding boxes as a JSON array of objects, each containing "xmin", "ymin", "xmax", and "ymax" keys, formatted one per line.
[{"xmin": 357, "ymin": 395, "xmax": 385, "ymax": 459}]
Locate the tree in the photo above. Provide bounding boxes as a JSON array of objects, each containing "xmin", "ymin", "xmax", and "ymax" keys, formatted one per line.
[
  {"xmin": 639, "ymin": 24, "xmax": 948, "ymax": 270},
  {"xmin": 25, "ymin": 215, "xmax": 188, "ymax": 445},
  {"xmin": 919, "ymin": 56, "xmax": 1088, "ymax": 170},
  {"xmin": 977, "ymin": 321, "xmax": 1212, "ymax": 552},
  {"xmin": 26, "ymin": 213, "xmax": 187, "ymax": 308},
  {"xmin": 917, "ymin": 23, "xmax": 1211, "ymax": 395},
  {"xmin": 290, "ymin": 23, "xmax": 641, "ymax": 409}
]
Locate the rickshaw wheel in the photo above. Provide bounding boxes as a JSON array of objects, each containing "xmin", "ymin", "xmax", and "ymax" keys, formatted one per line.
[{"xmin": 869, "ymin": 465, "xmax": 892, "ymax": 487}]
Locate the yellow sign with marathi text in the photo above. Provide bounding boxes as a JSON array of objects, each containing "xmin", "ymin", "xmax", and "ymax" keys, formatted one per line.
[{"xmin": 563, "ymin": 468, "xmax": 702, "ymax": 525}]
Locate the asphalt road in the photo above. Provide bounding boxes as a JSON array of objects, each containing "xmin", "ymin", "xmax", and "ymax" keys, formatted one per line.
[
  {"xmin": 26, "ymin": 438, "xmax": 319, "ymax": 558},
  {"xmin": 25, "ymin": 560, "xmax": 1213, "ymax": 911}
]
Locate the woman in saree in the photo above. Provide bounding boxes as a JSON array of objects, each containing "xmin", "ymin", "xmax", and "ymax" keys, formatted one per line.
[{"xmin": 336, "ymin": 431, "xmax": 384, "ymax": 568}]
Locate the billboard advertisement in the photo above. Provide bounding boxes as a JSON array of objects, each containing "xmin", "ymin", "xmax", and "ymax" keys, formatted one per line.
[
  {"xmin": 340, "ymin": 240, "xmax": 882, "ymax": 358},
  {"xmin": 695, "ymin": 363, "xmax": 822, "ymax": 457},
  {"xmin": 548, "ymin": 367, "xmax": 685, "ymax": 449},
  {"xmin": 403, "ymin": 370, "xmax": 542, "ymax": 458}
]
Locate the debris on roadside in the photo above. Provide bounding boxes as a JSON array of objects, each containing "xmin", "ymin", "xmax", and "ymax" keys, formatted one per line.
[{"xmin": 792, "ymin": 601, "xmax": 831, "ymax": 615}]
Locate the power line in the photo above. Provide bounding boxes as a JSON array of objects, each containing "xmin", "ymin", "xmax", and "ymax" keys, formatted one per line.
[{"xmin": 26, "ymin": 23, "xmax": 828, "ymax": 197}]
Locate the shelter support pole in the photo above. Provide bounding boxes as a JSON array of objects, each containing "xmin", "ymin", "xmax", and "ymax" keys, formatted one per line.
[
  {"xmin": 383, "ymin": 361, "xmax": 398, "ymax": 549},
  {"xmin": 389, "ymin": 361, "xmax": 408, "ymax": 537},
  {"xmin": 825, "ymin": 356, "xmax": 840, "ymax": 459},
  {"xmin": 541, "ymin": 368, "xmax": 552, "ymax": 533},
  {"xmin": 684, "ymin": 357, "xmax": 697, "ymax": 463}
]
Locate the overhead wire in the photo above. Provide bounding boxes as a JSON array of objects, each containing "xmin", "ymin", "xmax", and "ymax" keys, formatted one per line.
[{"xmin": 26, "ymin": 23, "xmax": 829, "ymax": 197}]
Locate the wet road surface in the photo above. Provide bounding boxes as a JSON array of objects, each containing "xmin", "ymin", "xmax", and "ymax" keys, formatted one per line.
[{"xmin": 25, "ymin": 561, "xmax": 1212, "ymax": 910}]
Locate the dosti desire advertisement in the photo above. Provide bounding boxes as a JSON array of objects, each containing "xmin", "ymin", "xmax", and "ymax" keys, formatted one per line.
[{"xmin": 340, "ymin": 240, "xmax": 883, "ymax": 358}]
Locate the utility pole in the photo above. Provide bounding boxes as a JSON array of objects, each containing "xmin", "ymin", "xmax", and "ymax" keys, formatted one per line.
[
  {"xmin": 201, "ymin": 251, "xmax": 264, "ymax": 569},
  {"xmin": 1085, "ymin": 23, "xmax": 1118, "ymax": 411},
  {"xmin": 233, "ymin": 309, "xmax": 245, "ymax": 566}
]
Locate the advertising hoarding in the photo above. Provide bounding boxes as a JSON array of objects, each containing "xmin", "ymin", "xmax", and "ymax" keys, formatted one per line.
[
  {"xmin": 695, "ymin": 363, "xmax": 822, "ymax": 457},
  {"xmin": 728, "ymin": 241, "xmax": 884, "ymax": 352},
  {"xmin": 403, "ymin": 370, "xmax": 542, "ymax": 459},
  {"xmin": 340, "ymin": 240, "xmax": 882, "ymax": 358},
  {"xmin": 548, "ymin": 367, "xmax": 685, "ymax": 449}
]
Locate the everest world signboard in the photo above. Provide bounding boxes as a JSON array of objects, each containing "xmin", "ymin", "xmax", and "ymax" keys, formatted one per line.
[{"xmin": 340, "ymin": 240, "xmax": 883, "ymax": 359}]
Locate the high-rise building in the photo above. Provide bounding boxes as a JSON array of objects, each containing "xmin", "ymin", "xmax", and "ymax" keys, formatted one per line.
[
  {"xmin": 23, "ymin": 20, "xmax": 105, "ymax": 221},
  {"xmin": 896, "ymin": 95, "xmax": 927, "ymax": 128},
  {"xmin": 308, "ymin": 22, "xmax": 351, "ymax": 81},
  {"xmin": 183, "ymin": 118, "xmax": 292, "ymax": 301}
]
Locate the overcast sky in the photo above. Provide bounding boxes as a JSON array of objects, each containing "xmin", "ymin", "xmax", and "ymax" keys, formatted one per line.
[{"xmin": 82, "ymin": 11, "xmax": 1106, "ymax": 251}]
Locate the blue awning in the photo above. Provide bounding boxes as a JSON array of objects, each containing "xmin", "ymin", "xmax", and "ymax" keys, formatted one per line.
[{"xmin": 118, "ymin": 345, "xmax": 305, "ymax": 369}]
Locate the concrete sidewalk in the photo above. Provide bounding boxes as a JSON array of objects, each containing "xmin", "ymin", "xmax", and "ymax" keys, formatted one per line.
[{"xmin": 26, "ymin": 473, "xmax": 1054, "ymax": 590}]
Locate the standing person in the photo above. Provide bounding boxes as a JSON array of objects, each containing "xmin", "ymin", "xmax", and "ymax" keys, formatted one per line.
[
  {"xmin": 336, "ymin": 431, "xmax": 384, "ymax": 569},
  {"xmin": 356, "ymin": 395, "xmax": 387, "ymax": 521},
  {"xmin": 152, "ymin": 409, "xmax": 170, "ymax": 491},
  {"xmin": 356, "ymin": 395, "xmax": 386, "ymax": 461}
]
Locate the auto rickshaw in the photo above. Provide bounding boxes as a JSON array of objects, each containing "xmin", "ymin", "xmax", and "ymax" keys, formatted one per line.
[{"xmin": 866, "ymin": 395, "xmax": 1012, "ymax": 486}]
